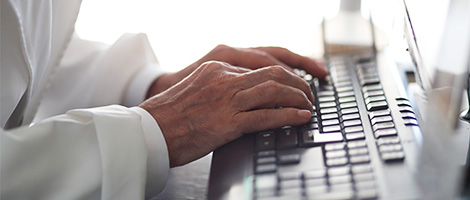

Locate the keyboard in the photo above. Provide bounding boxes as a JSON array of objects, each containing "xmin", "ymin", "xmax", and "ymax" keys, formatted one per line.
[{"xmin": 208, "ymin": 53, "xmax": 423, "ymax": 200}]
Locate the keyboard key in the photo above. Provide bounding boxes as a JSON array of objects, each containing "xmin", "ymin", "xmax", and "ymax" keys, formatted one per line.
[
  {"xmin": 277, "ymin": 154, "xmax": 301, "ymax": 165},
  {"xmin": 320, "ymin": 107, "xmax": 338, "ymax": 114},
  {"xmin": 337, "ymin": 91, "xmax": 355, "ymax": 98},
  {"xmin": 347, "ymin": 140, "xmax": 367, "ymax": 149},
  {"xmin": 368, "ymin": 110, "xmax": 391, "ymax": 118},
  {"xmin": 256, "ymin": 164, "xmax": 278, "ymax": 174},
  {"xmin": 258, "ymin": 150, "xmax": 276, "ymax": 157},
  {"xmin": 374, "ymin": 128, "xmax": 397, "ymax": 138},
  {"xmin": 336, "ymin": 86, "xmax": 354, "ymax": 93},
  {"xmin": 350, "ymin": 155, "xmax": 371, "ymax": 164},
  {"xmin": 362, "ymin": 84, "xmax": 383, "ymax": 93},
  {"xmin": 319, "ymin": 101, "xmax": 337, "ymax": 108},
  {"xmin": 257, "ymin": 131, "xmax": 275, "ymax": 142},
  {"xmin": 357, "ymin": 189, "xmax": 378, "ymax": 199},
  {"xmin": 255, "ymin": 190, "xmax": 276, "ymax": 198},
  {"xmin": 257, "ymin": 140, "xmax": 276, "ymax": 151},
  {"xmin": 314, "ymin": 132, "xmax": 344, "ymax": 144},
  {"xmin": 328, "ymin": 166, "xmax": 351, "ymax": 176},
  {"xmin": 332, "ymin": 76, "xmax": 351, "ymax": 83},
  {"xmin": 322, "ymin": 119, "xmax": 340, "ymax": 126},
  {"xmin": 378, "ymin": 144, "xmax": 403, "ymax": 153},
  {"xmin": 317, "ymin": 90, "xmax": 335, "ymax": 97},
  {"xmin": 324, "ymin": 142, "xmax": 346, "ymax": 151},
  {"xmin": 302, "ymin": 122, "xmax": 319, "ymax": 130},
  {"xmin": 255, "ymin": 174, "xmax": 278, "ymax": 190},
  {"xmin": 277, "ymin": 129, "xmax": 298, "ymax": 149},
  {"xmin": 338, "ymin": 96, "xmax": 356, "ymax": 103},
  {"xmin": 279, "ymin": 179, "xmax": 302, "ymax": 189},
  {"xmin": 356, "ymin": 180, "xmax": 376, "ymax": 190},
  {"xmin": 401, "ymin": 112, "xmax": 417, "ymax": 119},
  {"xmin": 304, "ymin": 169, "xmax": 327, "ymax": 179},
  {"xmin": 399, "ymin": 106, "xmax": 415, "ymax": 113},
  {"xmin": 278, "ymin": 171, "xmax": 302, "ymax": 181},
  {"xmin": 348, "ymin": 147, "xmax": 368, "ymax": 156},
  {"xmin": 279, "ymin": 187, "xmax": 303, "ymax": 197},
  {"xmin": 363, "ymin": 90, "xmax": 385, "ymax": 98},
  {"xmin": 340, "ymin": 102, "xmax": 358, "ymax": 109},
  {"xmin": 365, "ymin": 95, "xmax": 386, "ymax": 104},
  {"xmin": 305, "ymin": 178, "xmax": 327, "ymax": 187},
  {"xmin": 403, "ymin": 118, "xmax": 419, "ymax": 126},
  {"xmin": 376, "ymin": 136, "xmax": 400, "ymax": 146},
  {"xmin": 381, "ymin": 151, "xmax": 405, "ymax": 162},
  {"xmin": 321, "ymin": 113, "xmax": 339, "ymax": 120},
  {"xmin": 341, "ymin": 107, "xmax": 359, "ymax": 115},
  {"xmin": 309, "ymin": 190, "xmax": 354, "ymax": 199},
  {"xmin": 325, "ymin": 150, "xmax": 347, "ymax": 159},
  {"xmin": 360, "ymin": 77, "xmax": 381, "ymax": 86},
  {"xmin": 367, "ymin": 101, "xmax": 388, "ymax": 111},
  {"xmin": 322, "ymin": 125, "xmax": 341, "ymax": 133},
  {"xmin": 257, "ymin": 156, "xmax": 276, "ymax": 165},
  {"xmin": 305, "ymin": 185, "xmax": 328, "ymax": 195},
  {"xmin": 318, "ymin": 96, "xmax": 336, "ymax": 103},
  {"xmin": 345, "ymin": 132, "xmax": 366, "ymax": 141},
  {"xmin": 396, "ymin": 100, "xmax": 412, "ymax": 107},
  {"xmin": 370, "ymin": 115, "xmax": 393, "ymax": 125},
  {"xmin": 330, "ymin": 70, "xmax": 348, "ymax": 78},
  {"xmin": 326, "ymin": 157, "xmax": 348, "ymax": 166},
  {"xmin": 352, "ymin": 164, "xmax": 373, "ymax": 174},
  {"xmin": 342, "ymin": 119, "xmax": 362, "ymax": 128},
  {"xmin": 300, "ymin": 129, "xmax": 318, "ymax": 146},
  {"xmin": 329, "ymin": 174, "xmax": 352, "ymax": 184},
  {"xmin": 344, "ymin": 125, "xmax": 364, "ymax": 134},
  {"xmin": 372, "ymin": 122, "xmax": 395, "ymax": 131},
  {"xmin": 341, "ymin": 113, "xmax": 360, "ymax": 122},
  {"xmin": 335, "ymin": 81, "xmax": 353, "ymax": 88}
]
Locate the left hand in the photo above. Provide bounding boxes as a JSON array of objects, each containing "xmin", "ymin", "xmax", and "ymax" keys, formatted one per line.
[{"xmin": 146, "ymin": 45, "xmax": 327, "ymax": 97}]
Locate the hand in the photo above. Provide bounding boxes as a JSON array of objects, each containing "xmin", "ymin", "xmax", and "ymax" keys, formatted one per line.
[
  {"xmin": 139, "ymin": 61, "xmax": 314, "ymax": 167},
  {"xmin": 147, "ymin": 45, "xmax": 328, "ymax": 97}
]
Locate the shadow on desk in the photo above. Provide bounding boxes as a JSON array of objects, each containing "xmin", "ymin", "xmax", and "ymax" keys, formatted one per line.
[{"xmin": 153, "ymin": 153, "xmax": 213, "ymax": 200}]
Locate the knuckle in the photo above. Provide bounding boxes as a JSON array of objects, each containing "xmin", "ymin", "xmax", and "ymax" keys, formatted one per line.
[
  {"xmin": 253, "ymin": 49, "xmax": 270, "ymax": 57},
  {"xmin": 200, "ymin": 61, "xmax": 225, "ymax": 71},
  {"xmin": 213, "ymin": 44, "xmax": 233, "ymax": 55},
  {"xmin": 277, "ymin": 47, "xmax": 289, "ymax": 52},
  {"xmin": 267, "ymin": 65, "xmax": 288, "ymax": 77},
  {"xmin": 215, "ymin": 44, "xmax": 230, "ymax": 50},
  {"xmin": 262, "ymin": 80, "xmax": 280, "ymax": 94}
]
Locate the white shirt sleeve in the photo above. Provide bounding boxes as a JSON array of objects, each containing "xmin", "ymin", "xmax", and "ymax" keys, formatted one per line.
[
  {"xmin": 124, "ymin": 64, "xmax": 166, "ymax": 107},
  {"xmin": 34, "ymin": 33, "xmax": 168, "ymax": 121},
  {"xmin": 1, "ymin": 105, "xmax": 169, "ymax": 200}
]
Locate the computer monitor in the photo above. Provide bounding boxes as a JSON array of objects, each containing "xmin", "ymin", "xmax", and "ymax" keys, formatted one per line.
[
  {"xmin": 403, "ymin": 0, "xmax": 469, "ymax": 125},
  {"xmin": 403, "ymin": 0, "xmax": 470, "ymax": 198}
]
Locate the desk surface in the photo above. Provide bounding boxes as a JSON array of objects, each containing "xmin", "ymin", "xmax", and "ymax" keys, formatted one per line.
[{"xmin": 153, "ymin": 154, "xmax": 212, "ymax": 200}]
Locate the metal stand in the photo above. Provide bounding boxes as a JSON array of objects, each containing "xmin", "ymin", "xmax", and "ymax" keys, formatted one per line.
[{"xmin": 460, "ymin": 74, "xmax": 470, "ymax": 122}]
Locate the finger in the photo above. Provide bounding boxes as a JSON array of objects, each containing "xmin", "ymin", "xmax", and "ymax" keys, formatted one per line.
[
  {"xmin": 210, "ymin": 45, "xmax": 295, "ymax": 73},
  {"xmin": 233, "ymin": 80, "xmax": 314, "ymax": 112},
  {"xmin": 235, "ymin": 108, "xmax": 311, "ymax": 134},
  {"xmin": 239, "ymin": 65, "xmax": 314, "ymax": 103},
  {"xmin": 234, "ymin": 48, "xmax": 295, "ymax": 72},
  {"xmin": 253, "ymin": 47, "xmax": 328, "ymax": 78}
]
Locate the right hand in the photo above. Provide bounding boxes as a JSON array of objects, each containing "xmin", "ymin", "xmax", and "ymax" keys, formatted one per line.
[{"xmin": 139, "ymin": 61, "xmax": 314, "ymax": 167}]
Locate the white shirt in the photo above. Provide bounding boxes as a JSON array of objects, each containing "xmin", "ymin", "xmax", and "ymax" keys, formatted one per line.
[{"xmin": 1, "ymin": 0, "xmax": 170, "ymax": 199}]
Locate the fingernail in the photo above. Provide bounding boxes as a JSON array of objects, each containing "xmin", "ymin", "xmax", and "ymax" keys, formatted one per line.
[{"xmin": 297, "ymin": 109, "xmax": 312, "ymax": 120}]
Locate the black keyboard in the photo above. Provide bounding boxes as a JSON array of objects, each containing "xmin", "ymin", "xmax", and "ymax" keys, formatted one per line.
[{"xmin": 251, "ymin": 55, "xmax": 419, "ymax": 200}]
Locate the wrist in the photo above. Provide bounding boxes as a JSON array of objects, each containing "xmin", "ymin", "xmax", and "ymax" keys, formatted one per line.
[{"xmin": 146, "ymin": 73, "xmax": 175, "ymax": 98}]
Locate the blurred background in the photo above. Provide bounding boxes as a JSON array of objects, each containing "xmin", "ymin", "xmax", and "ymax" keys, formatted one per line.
[{"xmin": 75, "ymin": 0, "xmax": 390, "ymax": 72}]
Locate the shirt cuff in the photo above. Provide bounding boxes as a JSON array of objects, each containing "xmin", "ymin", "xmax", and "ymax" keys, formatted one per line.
[
  {"xmin": 124, "ymin": 64, "xmax": 167, "ymax": 107},
  {"xmin": 129, "ymin": 106, "xmax": 169, "ymax": 199}
]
